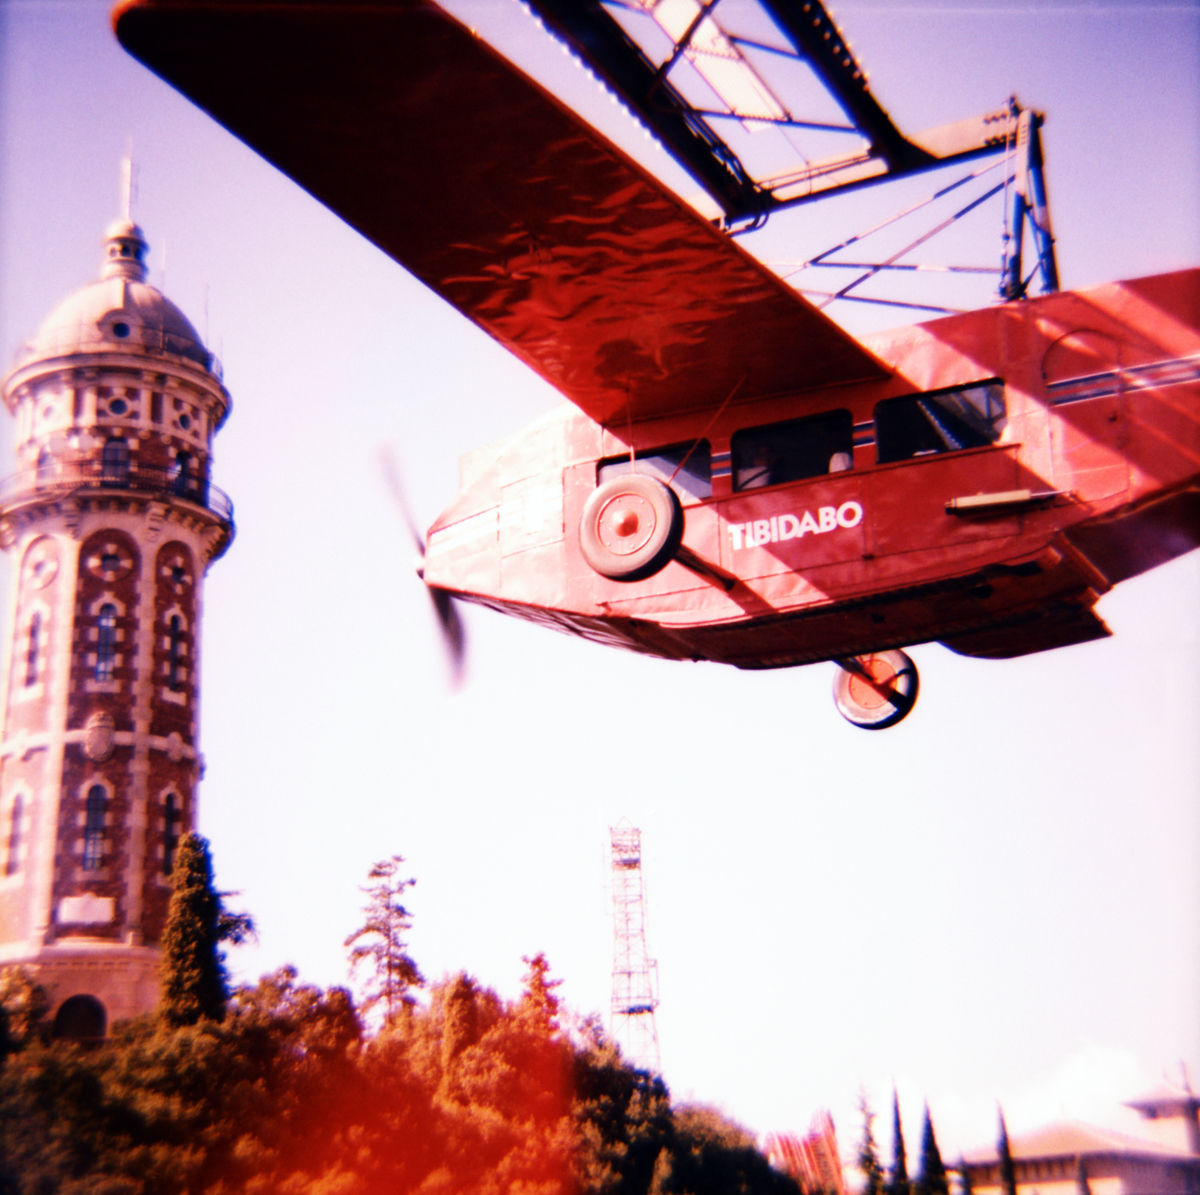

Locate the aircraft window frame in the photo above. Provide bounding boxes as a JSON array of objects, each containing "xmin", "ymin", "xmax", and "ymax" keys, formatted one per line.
[
  {"xmin": 598, "ymin": 440, "xmax": 712, "ymax": 503},
  {"xmin": 731, "ymin": 409, "xmax": 854, "ymax": 492},
  {"xmin": 874, "ymin": 381, "xmax": 1006, "ymax": 465}
]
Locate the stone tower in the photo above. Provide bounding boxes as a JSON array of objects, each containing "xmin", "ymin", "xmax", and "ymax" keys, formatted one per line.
[{"xmin": 0, "ymin": 213, "xmax": 232, "ymax": 1037}]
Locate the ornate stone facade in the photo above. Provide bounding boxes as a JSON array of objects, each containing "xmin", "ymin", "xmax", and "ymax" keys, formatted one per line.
[{"xmin": 0, "ymin": 215, "xmax": 232, "ymax": 1034}]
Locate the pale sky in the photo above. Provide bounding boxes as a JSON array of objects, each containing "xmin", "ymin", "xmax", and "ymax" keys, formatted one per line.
[{"xmin": 1, "ymin": 0, "xmax": 1198, "ymax": 1169}]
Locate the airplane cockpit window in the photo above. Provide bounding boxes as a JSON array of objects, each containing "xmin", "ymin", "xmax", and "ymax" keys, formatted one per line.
[
  {"xmin": 732, "ymin": 410, "xmax": 853, "ymax": 491},
  {"xmin": 874, "ymin": 382, "xmax": 1006, "ymax": 464},
  {"xmin": 598, "ymin": 441, "xmax": 711, "ymax": 502}
]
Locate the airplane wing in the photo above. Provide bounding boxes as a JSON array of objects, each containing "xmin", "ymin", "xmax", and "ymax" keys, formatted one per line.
[{"xmin": 114, "ymin": 0, "xmax": 887, "ymax": 426}]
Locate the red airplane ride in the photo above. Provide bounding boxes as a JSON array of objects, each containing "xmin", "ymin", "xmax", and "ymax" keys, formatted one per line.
[{"xmin": 115, "ymin": 0, "xmax": 1200, "ymax": 728}]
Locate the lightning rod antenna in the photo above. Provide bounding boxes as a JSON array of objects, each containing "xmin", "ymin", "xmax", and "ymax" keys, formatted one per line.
[{"xmin": 121, "ymin": 142, "xmax": 138, "ymax": 222}]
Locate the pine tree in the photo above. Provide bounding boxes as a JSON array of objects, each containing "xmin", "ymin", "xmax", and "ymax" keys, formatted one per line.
[
  {"xmin": 160, "ymin": 833, "xmax": 251, "ymax": 1027},
  {"xmin": 519, "ymin": 952, "xmax": 562, "ymax": 1030},
  {"xmin": 915, "ymin": 1103, "xmax": 949, "ymax": 1195},
  {"xmin": 998, "ymin": 1109, "xmax": 1019, "ymax": 1195},
  {"xmin": 345, "ymin": 855, "xmax": 424, "ymax": 1029},
  {"xmin": 889, "ymin": 1089, "xmax": 910, "ymax": 1195},
  {"xmin": 858, "ymin": 1091, "xmax": 886, "ymax": 1195}
]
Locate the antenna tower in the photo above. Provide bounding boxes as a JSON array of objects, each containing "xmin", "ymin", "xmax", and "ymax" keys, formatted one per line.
[{"xmin": 609, "ymin": 821, "xmax": 661, "ymax": 1073}]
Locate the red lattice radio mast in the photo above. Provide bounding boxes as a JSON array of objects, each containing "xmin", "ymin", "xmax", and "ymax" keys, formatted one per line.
[{"xmin": 609, "ymin": 821, "xmax": 661, "ymax": 1073}]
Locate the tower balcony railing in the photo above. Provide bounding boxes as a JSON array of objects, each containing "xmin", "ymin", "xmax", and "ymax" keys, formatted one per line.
[{"xmin": 0, "ymin": 459, "xmax": 234, "ymax": 524}]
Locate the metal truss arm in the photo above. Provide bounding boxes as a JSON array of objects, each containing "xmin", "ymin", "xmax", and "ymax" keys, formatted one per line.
[
  {"xmin": 757, "ymin": 0, "xmax": 920, "ymax": 171},
  {"xmin": 522, "ymin": 0, "xmax": 765, "ymax": 219},
  {"xmin": 525, "ymin": 0, "xmax": 1035, "ymax": 231},
  {"xmin": 1000, "ymin": 108, "xmax": 1059, "ymax": 298}
]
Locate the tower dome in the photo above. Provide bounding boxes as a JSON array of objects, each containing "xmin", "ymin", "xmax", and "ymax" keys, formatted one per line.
[{"xmin": 15, "ymin": 221, "xmax": 211, "ymax": 371}]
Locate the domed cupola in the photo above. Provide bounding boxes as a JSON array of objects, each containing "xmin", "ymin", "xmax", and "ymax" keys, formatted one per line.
[
  {"xmin": 101, "ymin": 218, "xmax": 150, "ymax": 283},
  {"xmin": 10, "ymin": 220, "xmax": 215, "ymax": 373}
]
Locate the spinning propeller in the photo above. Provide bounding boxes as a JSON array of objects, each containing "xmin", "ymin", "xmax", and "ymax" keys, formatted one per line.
[{"xmin": 380, "ymin": 448, "xmax": 467, "ymax": 688}]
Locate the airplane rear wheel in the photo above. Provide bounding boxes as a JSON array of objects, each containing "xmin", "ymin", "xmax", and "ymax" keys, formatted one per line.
[
  {"xmin": 833, "ymin": 650, "xmax": 919, "ymax": 729},
  {"xmin": 579, "ymin": 475, "xmax": 683, "ymax": 582}
]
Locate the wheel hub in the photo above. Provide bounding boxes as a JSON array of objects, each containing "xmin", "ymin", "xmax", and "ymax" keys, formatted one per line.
[
  {"xmin": 596, "ymin": 493, "xmax": 657, "ymax": 556},
  {"xmin": 847, "ymin": 656, "xmax": 899, "ymax": 710}
]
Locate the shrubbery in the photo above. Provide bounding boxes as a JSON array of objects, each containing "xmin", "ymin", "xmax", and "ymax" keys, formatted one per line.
[{"xmin": 0, "ymin": 847, "xmax": 797, "ymax": 1195}]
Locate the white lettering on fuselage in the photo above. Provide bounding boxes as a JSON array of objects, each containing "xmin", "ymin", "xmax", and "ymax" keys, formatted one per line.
[{"xmin": 727, "ymin": 501, "xmax": 863, "ymax": 551}]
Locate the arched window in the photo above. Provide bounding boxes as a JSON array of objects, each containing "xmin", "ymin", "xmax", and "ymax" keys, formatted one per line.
[
  {"xmin": 53, "ymin": 995, "xmax": 106, "ymax": 1041},
  {"xmin": 95, "ymin": 605, "xmax": 117, "ymax": 682},
  {"xmin": 82, "ymin": 786, "xmax": 106, "ymax": 870},
  {"xmin": 101, "ymin": 438, "xmax": 129, "ymax": 485},
  {"xmin": 36, "ymin": 447, "xmax": 54, "ymax": 482},
  {"xmin": 24, "ymin": 612, "xmax": 40, "ymax": 687},
  {"xmin": 5, "ymin": 796, "xmax": 21, "ymax": 876},
  {"xmin": 168, "ymin": 616, "xmax": 184, "ymax": 691}
]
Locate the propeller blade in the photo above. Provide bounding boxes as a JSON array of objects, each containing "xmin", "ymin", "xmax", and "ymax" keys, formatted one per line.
[
  {"xmin": 379, "ymin": 445, "xmax": 468, "ymax": 688},
  {"xmin": 378, "ymin": 445, "xmax": 425, "ymax": 555},
  {"xmin": 431, "ymin": 586, "xmax": 467, "ymax": 688}
]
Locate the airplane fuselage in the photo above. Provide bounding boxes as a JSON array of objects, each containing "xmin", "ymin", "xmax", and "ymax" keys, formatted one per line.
[{"xmin": 424, "ymin": 269, "xmax": 1200, "ymax": 669}]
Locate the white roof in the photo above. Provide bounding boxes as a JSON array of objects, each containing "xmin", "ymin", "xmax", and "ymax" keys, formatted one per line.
[{"xmin": 962, "ymin": 1121, "xmax": 1198, "ymax": 1166}]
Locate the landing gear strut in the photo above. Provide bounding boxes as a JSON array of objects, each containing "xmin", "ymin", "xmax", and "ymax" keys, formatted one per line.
[{"xmin": 833, "ymin": 650, "xmax": 919, "ymax": 729}]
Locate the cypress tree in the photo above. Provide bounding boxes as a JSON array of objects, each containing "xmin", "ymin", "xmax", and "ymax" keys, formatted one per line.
[
  {"xmin": 915, "ymin": 1103, "xmax": 949, "ymax": 1195},
  {"xmin": 159, "ymin": 833, "xmax": 228, "ymax": 1027},
  {"xmin": 889, "ymin": 1089, "xmax": 910, "ymax": 1195},
  {"xmin": 997, "ymin": 1109, "xmax": 1018, "ymax": 1195}
]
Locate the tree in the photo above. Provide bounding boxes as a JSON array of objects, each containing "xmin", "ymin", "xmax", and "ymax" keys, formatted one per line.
[
  {"xmin": 0, "ymin": 967, "xmax": 48, "ymax": 1059},
  {"xmin": 159, "ymin": 832, "xmax": 253, "ymax": 1027},
  {"xmin": 519, "ymin": 952, "xmax": 563, "ymax": 1030},
  {"xmin": 858, "ymin": 1090, "xmax": 886, "ymax": 1195},
  {"xmin": 571, "ymin": 1031, "xmax": 673, "ymax": 1195},
  {"xmin": 915, "ymin": 1103, "xmax": 948, "ymax": 1195},
  {"xmin": 997, "ymin": 1109, "xmax": 1018, "ymax": 1195},
  {"xmin": 344, "ymin": 855, "xmax": 424, "ymax": 1029},
  {"xmin": 889, "ymin": 1089, "xmax": 910, "ymax": 1195},
  {"xmin": 652, "ymin": 1105, "xmax": 803, "ymax": 1195},
  {"xmin": 439, "ymin": 971, "xmax": 483, "ymax": 1078}
]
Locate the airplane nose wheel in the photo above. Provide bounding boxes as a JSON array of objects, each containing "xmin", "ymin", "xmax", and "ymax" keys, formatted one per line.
[
  {"xmin": 579, "ymin": 475, "xmax": 684, "ymax": 581},
  {"xmin": 833, "ymin": 650, "xmax": 919, "ymax": 729}
]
